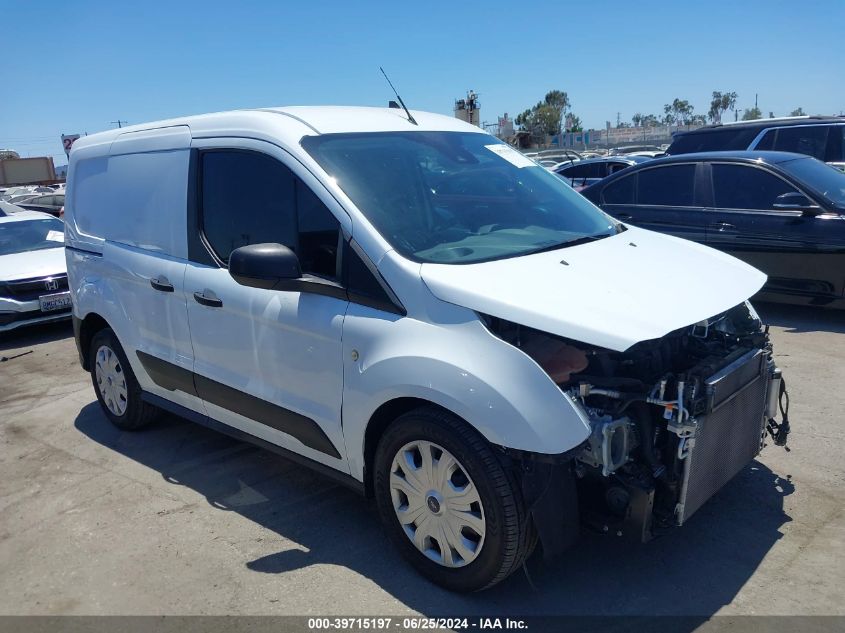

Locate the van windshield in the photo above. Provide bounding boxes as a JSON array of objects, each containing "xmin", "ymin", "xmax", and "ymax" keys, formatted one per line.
[{"xmin": 302, "ymin": 132, "xmax": 617, "ymax": 264}]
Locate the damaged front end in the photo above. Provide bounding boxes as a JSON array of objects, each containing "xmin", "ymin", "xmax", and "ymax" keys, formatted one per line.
[{"xmin": 485, "ymin": 301, "xmax": 790, "ymax": 544}]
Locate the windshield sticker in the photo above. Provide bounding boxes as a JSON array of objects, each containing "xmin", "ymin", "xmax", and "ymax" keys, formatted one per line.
[
  {"xmin": 46, "ymin": 230, "xmax": 64, "ymax": 242},
  {"xmin": 485, "ymin": 144, "xmax": 536, "ymax": 168}
]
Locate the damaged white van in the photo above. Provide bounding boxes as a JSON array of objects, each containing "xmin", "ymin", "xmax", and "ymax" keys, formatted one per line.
[{"xmin": 65, "ymin": 106, "xmax": 790, "ymax": 592}]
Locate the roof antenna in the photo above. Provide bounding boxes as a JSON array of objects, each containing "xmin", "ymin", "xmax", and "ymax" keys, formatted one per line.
[{"xmin": 380, "ymin": 66, "xmax": 418, "ymax": 126}]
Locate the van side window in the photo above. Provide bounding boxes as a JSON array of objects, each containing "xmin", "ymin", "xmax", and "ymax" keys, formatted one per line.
[
  {"xmin": 296, "ymin": 179, "xmax": 340, "ymax": 279},
  {"xmin": 343, "ymin": 242, "xmax": 397, "ymax": 312},
  {"xmin": 201, "ymin": 151, "xmax": 297, "ymax": 263},
  {"xmin": 199, "ymin": 151, "xmax": 339, "ymax": 279}
]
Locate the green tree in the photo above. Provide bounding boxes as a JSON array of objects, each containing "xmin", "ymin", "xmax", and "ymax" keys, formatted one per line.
[
  {"xmin": 542, "ymin": 90, "xmax": 570, "ymax": 135},
  {"xmin": 544, "ymin": 90, "xmax": 570, "ymax": 113},
  {"xmin": 708, "ymin": 91, "xmax": 738, "ymax": 123},
  {"xmin": 742, "ymin": 107, "xmax": 762, "ymax": 121},
  {"xmin": 565, "ymin": 114, "xmax": 583, "ymax": 132},
  {"xmin": 514, "ymin": 108, "xmax": 533, "ymax": 129},
  {"xmin": 641, "ymin": 114, "xmax": 659, "ymax": 127},
  {"xmin": 664, "ymin": 99, "xmax": 696, "ymax": 126},
  {"xmin": 790, "ymin": 107, "xmax": 805, "ymax": 116},
  {"xmin": 533, "ymin": 104, "xmax": 562, "ymax": 136},
  {"xmin": 632, "ymin": 112, "xmax": 643, "ymax": 127},
  {"xmin": 514, "ymin": 90, "xmax": 571, "ymax": 138}
]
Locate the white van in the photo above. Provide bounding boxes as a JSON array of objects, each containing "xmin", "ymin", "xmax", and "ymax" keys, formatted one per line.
[{"xmin": 65, "ymin": 106, "xmax": 789, "ymax": 592}]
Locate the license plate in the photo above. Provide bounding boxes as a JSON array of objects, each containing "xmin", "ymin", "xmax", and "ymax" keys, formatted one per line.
[{"xmin": 39, "ymin": 292, "xmax": 72, "ymax": 312}]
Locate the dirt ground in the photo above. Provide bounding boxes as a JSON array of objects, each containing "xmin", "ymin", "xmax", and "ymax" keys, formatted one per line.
[{"xmin": 0, "ymin": 302, "xmax": 844, "ymax": 617}]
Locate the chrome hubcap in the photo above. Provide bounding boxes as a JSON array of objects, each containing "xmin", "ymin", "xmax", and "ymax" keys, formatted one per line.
[
  {"xmin": 389, "ymin": 440, "xmax": 485, "ymax": 568},
  {"xmin": 95, "ymin": 345, "xmax": 128, "ymax": 416}
]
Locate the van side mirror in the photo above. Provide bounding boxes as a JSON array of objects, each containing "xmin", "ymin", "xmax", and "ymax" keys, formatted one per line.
[
  {"xmin": 773, "ymin": 192, "xmax": 821, "ymax": 215},
  {"xmin": 229, "ymin": 243, "xmax": 301, "ymax": 290}
]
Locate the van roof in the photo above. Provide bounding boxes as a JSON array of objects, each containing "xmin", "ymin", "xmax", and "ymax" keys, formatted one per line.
[{"xmin": 71, "ymin": 106, "xmax": 486, "ymax": 154}]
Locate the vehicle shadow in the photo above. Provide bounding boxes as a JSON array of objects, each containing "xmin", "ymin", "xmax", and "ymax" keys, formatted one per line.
[
  {"xmin": 0, "ymin": 320, "xmax": 73, "ymax": 353},
  {"xmin": 756, "ymin": 301, "xmax": 845, "ymax": 335},
  {"xmin": 74, "ymin": 402, "xmax": 792, "ymax": 618}
]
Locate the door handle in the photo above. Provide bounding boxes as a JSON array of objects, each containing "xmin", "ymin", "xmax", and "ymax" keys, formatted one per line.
[
  {"xmin": 193, "ymin": 290, "xmax": 223, "ymax": 308},
  {"xmin": 150, "ymin": 276, "xmax": 174, "ymax": 292},
  {"xmin": 710, "ymin": 222, "xmax": 736, "ymax": 231}
]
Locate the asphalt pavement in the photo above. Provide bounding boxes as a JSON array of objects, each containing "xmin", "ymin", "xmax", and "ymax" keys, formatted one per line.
[{"xmin": 0, "ymin": 303, "xmax": 843, "ymax": 617}]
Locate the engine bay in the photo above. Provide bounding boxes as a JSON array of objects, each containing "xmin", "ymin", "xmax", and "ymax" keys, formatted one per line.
[{"xmin": 483, "ymin": 301, "xmax": 788, "ymax": 539}]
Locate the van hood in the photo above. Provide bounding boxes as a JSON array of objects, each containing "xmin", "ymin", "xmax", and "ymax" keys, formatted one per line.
[
  {"xmin": 420, "ymin": 226, "xmax": 766, "ymax": 352},
  {"xmin": 0, "ymin": 247, "xmax": 66, "ymax": 282}
]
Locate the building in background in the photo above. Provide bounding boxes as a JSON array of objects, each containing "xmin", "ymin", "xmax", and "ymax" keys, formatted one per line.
[
  {"xmin": 556, "ymin": 123, "xmax": 706, "ymax": 150},
  {"xmin": 0, "ymin": 156, "xmax": 56, "ymax": 185},
  {"xmin": 454, "ymin": 91, "xmax": 480, "ymax": 127},
  {"xmin": 497, "ymin": 113, "xmax": 514, "ymax": 139}
]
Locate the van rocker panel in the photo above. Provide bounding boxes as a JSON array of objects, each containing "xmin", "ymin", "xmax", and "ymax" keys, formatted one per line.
[{"xmin": 136, "ymin": 350, "xmax": 341, "ymax": 458}]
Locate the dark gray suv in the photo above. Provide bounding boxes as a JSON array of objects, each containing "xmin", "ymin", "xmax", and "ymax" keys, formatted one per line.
[{"xmin": 668, "ymin": 116, "xmax": 845, "ymax": 171}]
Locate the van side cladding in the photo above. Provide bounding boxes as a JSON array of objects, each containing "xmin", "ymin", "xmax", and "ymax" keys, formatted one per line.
[{"xmin": 66, "ymin": 106, "xmax": 788, "ymax": 592}]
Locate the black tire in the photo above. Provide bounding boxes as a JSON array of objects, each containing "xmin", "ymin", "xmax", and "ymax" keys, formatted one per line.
[
  {"xmin": 374, "ymin": 406, "xmax": 534, "ymax": 592},
  {"xmin": 89, "ymin": 328, "xmax": 160, "ymax": 430}
]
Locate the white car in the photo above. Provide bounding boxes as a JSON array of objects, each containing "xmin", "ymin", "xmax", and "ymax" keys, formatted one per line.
[
  {"xmin": 5, "ymin": 193, "xmax": 40, "ymax": 205},
  {"xmin": 0, "ymin": 210, "xmax": 72, "ymax": 332},
  {"xmin": 65, "ymin": 106, "xmax": 788, "ymax": 592}
]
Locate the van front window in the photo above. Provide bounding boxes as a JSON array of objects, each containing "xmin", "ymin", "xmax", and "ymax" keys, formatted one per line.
[{"xmin": 302, "ymin": 132, "xmax": 617, "ymax": 264}]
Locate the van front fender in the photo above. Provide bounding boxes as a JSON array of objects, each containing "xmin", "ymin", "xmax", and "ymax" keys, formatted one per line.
[{"xmin": 340, "ymin": 308, "xmax": 591, "ymax": 481}]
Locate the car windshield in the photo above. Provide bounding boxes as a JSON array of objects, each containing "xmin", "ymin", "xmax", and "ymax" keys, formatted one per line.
[
  {"xmin": 302, "ymin": 132, "xmax": 617, "ymax": 264},
  {"xmin": 0, "ymin": 218, "xmax": 65, "ymax": 255},
  {"xmin": 780, "ymin": 157, "xmax": 845, "ymax": 208}
]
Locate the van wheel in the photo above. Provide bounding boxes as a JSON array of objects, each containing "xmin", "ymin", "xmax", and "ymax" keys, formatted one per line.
[
  {"xmin": 374, "ymin": 407, "xmax": 533, "ymax": 592},
  {"xmin": 90, "ymin": 329, "xmax": 160, "ymax": 430}
]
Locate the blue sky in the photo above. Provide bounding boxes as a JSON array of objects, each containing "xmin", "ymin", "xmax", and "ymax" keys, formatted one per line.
[{"xmin": 2, "ymin": 0, "xmax": 842, "ymax": 165}]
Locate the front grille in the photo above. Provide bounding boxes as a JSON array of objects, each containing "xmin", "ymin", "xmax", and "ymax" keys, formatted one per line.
[
  {"xmin": 0, "ymin": 275, "xmax": 69, "ymax": 301},
  {"xmin": 0, "ymin": 306, "xmax": 71, "ymax": 327},
  {"xmin": 677, "ymin": 349, "xmax": 768, "ymax": 525}
]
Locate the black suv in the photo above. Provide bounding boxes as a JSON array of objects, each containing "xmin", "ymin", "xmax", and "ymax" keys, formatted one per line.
[{"xmin": 667, "ymin": 116, "xmax": 845, "ymax": 171}]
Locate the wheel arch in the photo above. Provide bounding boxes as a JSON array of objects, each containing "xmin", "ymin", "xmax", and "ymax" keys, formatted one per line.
[
  {"xmin": 75, "ymin": 312, "xmax": 113, "ymax": 371},
  {"xmin": 362, "ymin": 397, "xmax": 458, "ymax": 497}
]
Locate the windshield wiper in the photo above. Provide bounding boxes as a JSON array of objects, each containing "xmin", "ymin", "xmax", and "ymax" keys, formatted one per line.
[{"xmin": 525, "ymin": 232, "xmax": 613, "ymax": 256}]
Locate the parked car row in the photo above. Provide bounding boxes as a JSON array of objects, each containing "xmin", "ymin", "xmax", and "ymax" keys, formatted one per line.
[
  {"xmin": 0, "ymin": 210, "xmax": 71, "ymax": 332},
  {"xmin": 667, "ymin": 115, "xmax": 845, "ymax": 171},
  {"xmin": 14, "ymin": 192, "xmax": 65, "ymax": 216},
  {"xmin": 0, "ymin": 183, "xmax": 65, "ymax": 217},
  {"xmin": 580, "ymin": 151, "xmax": 845, "ymax": 308},
  {"xmin": 524, "ymin": 148, "xmax": 584, "ymax": 168},
  {"xmin": 553, "ymin": 155, "xmax": 652, "ymax": 190},
  {"xmin": 539, "ymin": 117, "xmax": 845, "ymax": 310}
]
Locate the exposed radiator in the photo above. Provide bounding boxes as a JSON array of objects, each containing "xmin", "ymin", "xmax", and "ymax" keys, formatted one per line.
[{"xmin": 676, "ymin": 349, "xmax": 769, "ymax": 525}]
